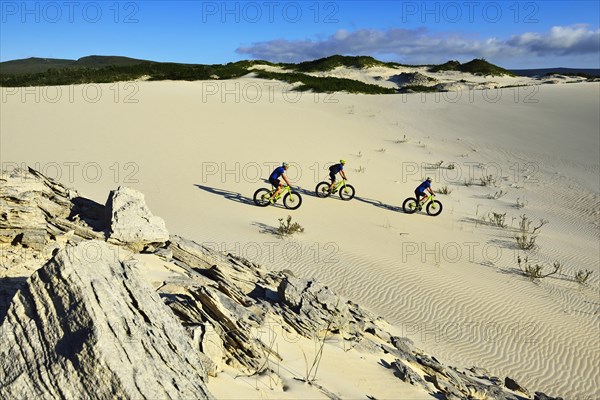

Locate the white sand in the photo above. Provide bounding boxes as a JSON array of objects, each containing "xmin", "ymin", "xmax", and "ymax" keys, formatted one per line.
[{"xmin": 1, "ymin": 78, "xmax": 598, "ymax": 398}]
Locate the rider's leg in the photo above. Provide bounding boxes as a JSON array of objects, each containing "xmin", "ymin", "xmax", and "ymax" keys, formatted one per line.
[
  {"xmin": 271, "ymin": 184, "xmax": 283, "ymax": 201},
  {"xmin": 415, "ymin": 191, "xmax": 423, "ymax": 205},
  {"xmin": 415, "ymin": 191, "xmax": 425, "ymax": 208},
  {"xmin": 269, "ymin": 179, "xmax": 281, "ymax": 200}
]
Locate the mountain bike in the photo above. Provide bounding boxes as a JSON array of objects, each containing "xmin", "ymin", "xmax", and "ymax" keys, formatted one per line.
[
  {"xmin": 253, "ymin": 185, "xmax": 302, "ymax": 209},
  {"xmin": 315, "ymin": 179, "xmax": 355, "ymax": 200},
  {"xmin": 402, "ymin": 194, "xmax": 443, "ymax": 216}
]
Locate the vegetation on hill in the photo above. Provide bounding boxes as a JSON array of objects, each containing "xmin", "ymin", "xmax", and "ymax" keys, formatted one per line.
[
  {"xmin": 0, "ymin": 57, "xmax": 76, "ymax": 74},
  {"xmin": 0, "ymin": 56, "xmax": 151, "ymax": 75},
  {"xmin": 283, "ymin": 55, "xmax": 397, "ymax": 72},
  {"xmin": 8, "ymin": 54, "xmax": 585, "ymax": 93},
  {"xmin": 253, "ymin": 70, "xmax": 396, "ymax": 94},
  {"xmin": 72, "ymin": 55, "xmax": 152, "ymax": 68},
  {"xmin": 0, "ymin": 61, "xmax": 262, "ymax": 86},
  {"xmin": 400, "ymin": 85, "xmax": 440, "ymax": 93},
  {"xmin": 0, "ymin": 57, "xmax": 397, "ymax": 94},
  {"xmin": 429, "ymin": 58, "xmax": 516, "ymax": 76}
]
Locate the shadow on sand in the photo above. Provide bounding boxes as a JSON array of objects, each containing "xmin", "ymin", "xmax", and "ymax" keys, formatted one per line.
[
  {"xmin": 354, "ymin": 196, "xmax": 402, "ymax": 213},
  {"xmin": 250, "ymin": 221, "xmax": 279, "ymax": 236},
  {"xmin": 294, "ymin": 186, "xmax": 322, "ymax": 199},
  {"xmin": 194, "ymin": 184, "xmax": 255, "ymax": 206}
]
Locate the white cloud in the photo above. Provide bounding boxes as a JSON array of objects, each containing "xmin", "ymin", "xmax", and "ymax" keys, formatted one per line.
[
  {"xmin": 506, "ymin": 24, "xmax": 600, "ymax": 55},
  {"xmin": 236, "ymin": 25, "xmax": 600, "ymax": 65}
]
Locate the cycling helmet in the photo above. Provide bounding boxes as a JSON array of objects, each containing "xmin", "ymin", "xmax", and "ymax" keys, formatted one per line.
[
  {"xmin": 426, "ymin": 177, "xmax": 432, "ymax": 181},
  {"xmin": 340, "ymin": 159, "xmax": 346, "ymax": 164},
  {"xmin": 282, "ymin": 162, "xmax": 289, "ymax": 167}
]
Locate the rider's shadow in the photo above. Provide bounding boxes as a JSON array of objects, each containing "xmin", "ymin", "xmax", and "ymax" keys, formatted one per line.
[
  {"xmin": 354, "ymin": 196, "xmax": 402, "ymax": 212},
  {"xmin": 194, "ymin": 184, "xmax": 254, "ymax": 206}
]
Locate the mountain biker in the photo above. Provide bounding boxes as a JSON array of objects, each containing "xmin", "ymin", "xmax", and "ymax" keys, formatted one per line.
[
  {"xmin": 415, "ymin": 177, "xmax": 434, "ymax": 209},
  {"xmin": 329, "ymin": 160, "xmax": 348, "ymax": 191},
  {"xmin": 269, "ymin": 162, "xmax": 292, "ymax": 203}
]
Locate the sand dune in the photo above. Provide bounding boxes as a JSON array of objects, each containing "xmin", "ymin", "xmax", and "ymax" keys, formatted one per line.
[{"xmin": 1, "ymin": 78, "xmax": 598, "ymax": 398}]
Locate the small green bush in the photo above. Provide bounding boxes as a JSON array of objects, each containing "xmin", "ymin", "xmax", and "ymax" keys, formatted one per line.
[
  {"xmin": 488, "ymin": 212, "xmax": 507, "ymax": 228},
  {"xmin": 574, "ymin": 269, "xmax": 593, "ymax": 284},
  {"xmin": 278, "ymin": 215, "xmax": 304, "ymax": 237},
  {"xmin": 439, "ymin": 185, "xmax": 453, "ymax": 195},
  {"xmin": 480, "ymin": 175, "xmax": 497, "ymax": 186},
  {"xmin": 517, "ymin": 256, "xmax": 561, "ymax": 279},
  {"xmin": 514, "ymin": 215, "xmax": 548, "ymax": 250}
]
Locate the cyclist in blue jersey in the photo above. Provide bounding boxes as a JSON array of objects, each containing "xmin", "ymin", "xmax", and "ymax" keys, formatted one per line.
[
  {"xmin": 269, "ymin": 162, "xmax": 292, "ymax": 203},
  {"xmin": 415, "ymin": 177, "xmax": 434, "ymax": 209},
  {"xmin": 328, "ymin": 159, "xmax": 348, "ymax": 191}
]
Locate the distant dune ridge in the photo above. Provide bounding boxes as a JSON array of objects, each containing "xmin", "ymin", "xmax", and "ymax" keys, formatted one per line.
[
  {"xmin": 1, "ymin": 54, "xmax": 598, "ymax": 91},
  {"xmin": 0, "ymin": 55, "xmax": 153, "ymax": 74}
]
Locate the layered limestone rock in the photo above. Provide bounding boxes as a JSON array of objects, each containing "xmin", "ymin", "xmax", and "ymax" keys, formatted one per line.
[
  {"xmin": 0, "ymin": 167, "xmax": 107, "ymax": 322},
  {"xmin": 106, "ymin": 186, "xmax": 169, "ymax": 251},
  {"xmin": 0, "ymin": 240, "xmax": 212, "ymax": 400}
]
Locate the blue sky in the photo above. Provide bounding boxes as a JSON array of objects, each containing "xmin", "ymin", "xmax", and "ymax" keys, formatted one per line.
[{"xmin": 1, "ymin": 1, "xmax": 599, "ymax": 68}]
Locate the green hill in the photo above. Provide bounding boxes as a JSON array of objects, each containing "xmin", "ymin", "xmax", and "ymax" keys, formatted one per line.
[
  {"xmin": 71, "ymin": 55, "xmax": 152, "ymax": 68},
  {"xmin": 0, "ymin": 55, "xmax": 152, "ymax": 75},
  {"xmin": 0, "ymin": 57, "xmax": 76, "ymax": 74},
  {"xmin": 429, "ymin": 59, "xmax": 515, "ymax": 76},
  {"xmin": 285, "ymin": 55, "xmax": 397, "ymax": 72}
]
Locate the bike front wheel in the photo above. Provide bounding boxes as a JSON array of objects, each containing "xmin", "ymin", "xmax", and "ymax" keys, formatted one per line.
[
  {"xmin": 402, "ymin": 197, "xmax": 418, "ymax": 214},
  {"xmin": 426, "ymin": 200, "xmax": 443, "ymax": 216},
  {"xmin": 315, "ymin": 182, "xmax": 332, "ymax": 198},
  {"xmin": 339, "ymin": 184, "xmax": 355, "ymax": 200},
  {"xmin": 253, "ymin": 188, "xmax": 271, "ymax": 207},
  {"xmin": 283, "ymin": 191, "xmax": 303, "ymax": 210}
]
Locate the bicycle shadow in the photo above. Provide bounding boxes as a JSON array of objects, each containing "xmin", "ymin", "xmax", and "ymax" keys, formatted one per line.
[
  {"xmin": 194, "ymin": 184, "xmax": 254, "ymax": 206},
  {"xmin": 354, "ymin": 196, "xmax": 402, "ymax": 212},
  {"xmin": 295, "ymin": 186, "xmax": 320, "ymax": 199}
]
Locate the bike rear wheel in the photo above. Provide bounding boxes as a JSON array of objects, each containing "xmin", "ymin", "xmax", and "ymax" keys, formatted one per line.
[
  {"xmin": 339, "ymin": 184, "xmax": 355, "ymax": 200},
  {"xmin": 315, "ymin": 182, "xmax": 332, "ymax": 198},
  {"xmin": 253, "ymin": 188, "xmax": 271, "ymax": 207},
  {"xmin": 402, "ymin": 197, "xmax": 418, "ymax": 214},
  {"xmin": 283, "ymin": 191, "xmax": 302, "ymax": 210},
  {"xmin": 426, "ymin": 200, "xmax": 443, "ymax": 216}
]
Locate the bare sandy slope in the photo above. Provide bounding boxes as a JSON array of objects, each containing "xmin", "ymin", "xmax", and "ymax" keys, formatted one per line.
[{"xmin": 1, "ymin": 79, "xmax": 599, "ymax": 398}]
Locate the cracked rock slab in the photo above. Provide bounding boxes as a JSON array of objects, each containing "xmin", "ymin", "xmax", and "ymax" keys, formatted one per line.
[{"xmin": 0, "ymin": 240, "xmax": 212, "ymax": 400}]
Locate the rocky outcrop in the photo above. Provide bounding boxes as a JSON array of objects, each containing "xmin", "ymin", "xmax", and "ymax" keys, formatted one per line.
[
  {"xmin": 0, "ymin": 240, "xmax": 212, "ymax": 400},
  {"xmin": 0, "ymin": 167, "xmax": 106, "ymax": 322},
  {"xmin": 0, "ymin": 167, "xmax": 562, "ymax": 399},
  {"xmin": 160, "ymin": 237, "xmax": 536, "ymax": 399},
  {"xmin": 534, "ymin": 392, "xmax": 564, "ymax": 400},
  {"xmin": 0, "ymin": 167, "xmax": 91, "ymax": 249},
  {"xmin": 106, "ymin": 186, "xmax": 169, "ymax": 251},
  {"xmin": 506, "ymin": 376, "xmax": 530, "ymax": 397}
]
